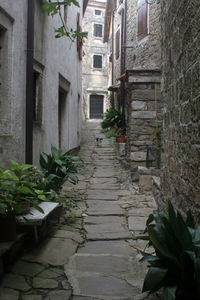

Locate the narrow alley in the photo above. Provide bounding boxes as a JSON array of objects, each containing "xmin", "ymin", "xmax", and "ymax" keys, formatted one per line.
[{"xmin": 0, "ymin": 121, "xmax": 157, "ymax": 300}]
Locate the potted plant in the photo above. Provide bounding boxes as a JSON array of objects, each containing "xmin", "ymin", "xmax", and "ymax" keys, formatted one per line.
[
  {"xmin": 0, "ymin": 161, "xmax": 47, "ymax": 242},
  {"xmin": 116, "ymin": 128, "xmax": 125, "ymax": 143}
]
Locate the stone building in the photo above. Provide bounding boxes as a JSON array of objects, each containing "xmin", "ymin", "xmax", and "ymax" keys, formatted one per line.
[
  {"xmin": 0, "ymin": 0, "xmax": 87, "ymax": 168},
  {"xmin": 104, "ymin": 0, "xmax": 162, "ymax": 179},
  {"xmin": 160, "ymin": 0, "xmax": 200, "ymax": 221},
  {"xmin": 82, "ymin": 0, "xmax": 109, "ymax": 120}
]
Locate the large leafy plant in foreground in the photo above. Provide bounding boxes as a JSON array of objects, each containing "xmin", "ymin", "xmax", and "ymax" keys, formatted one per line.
[{"xmin": 140, "ymin": 201, "xmax": 200, "ymax": 300}]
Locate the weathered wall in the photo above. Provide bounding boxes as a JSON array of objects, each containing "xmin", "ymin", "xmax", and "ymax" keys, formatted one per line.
[
  {"xmin": 160, "ymin": 0, "xmax": 200, "ymax": 221},
  {"xmin": 82, "ymin": 0, "xmax": 108, "ymax": 119},
  {"xmin": 0, "ymin": 0, "xmax": 82, "ymax": 168},
  {"xmin": 126, "ymin": 0, "xmax": 161, "ymax": 70},
  {"xmin": 0, "ymin": 0, "xmax": 27, "ymax": 168},
  {"xmin": 33, "ymin": 0, "xmax": 82, "ymax": 165}
]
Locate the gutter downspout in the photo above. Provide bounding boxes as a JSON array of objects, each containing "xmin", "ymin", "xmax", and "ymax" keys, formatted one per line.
[
  {"xmin": 111, "ymin": 0, "xmax": 115, "ymax": 108},
  {"xmin": 25, "ymin": 0, "xmax": 35, "ymax": 164},
  {"xmin": 120, "ymin": 6, "xmax": 126, "ymax": 128}
]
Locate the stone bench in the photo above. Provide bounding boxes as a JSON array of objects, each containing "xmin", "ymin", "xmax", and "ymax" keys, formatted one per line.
[{"xmin": 16, "ymin": 202, "xmax": 62, "ymax": 242}]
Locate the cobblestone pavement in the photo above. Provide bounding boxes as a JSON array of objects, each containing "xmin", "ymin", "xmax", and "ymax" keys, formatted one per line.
[{"xmin": 0, "ymin": 121, "xmax": 157, "ymax": 300}]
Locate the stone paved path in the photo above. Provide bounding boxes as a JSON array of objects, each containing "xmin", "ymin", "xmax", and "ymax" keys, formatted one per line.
[{"xmin": 0, "ymin": 121, "xmax": 157, "ymax": 300}]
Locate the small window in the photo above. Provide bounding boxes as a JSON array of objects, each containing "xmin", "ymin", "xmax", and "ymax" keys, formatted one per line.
[
  {"xmin": 137, "ymin": 0, "xmax": 148, "ymax": 40},
  {"xmin": 115, "ymin": 29, "xmax": 120, "ymax": 59},
  {"xmin": 93, "ymin": 55, "xmax": 102, "ymax": 68},
  {"xmin": 94, "ymin": 24, "xmax": 103, "ymax": 38},
  {"xmin": 95, "ymin": 9, "xmax": 101, "ymax": 15}
]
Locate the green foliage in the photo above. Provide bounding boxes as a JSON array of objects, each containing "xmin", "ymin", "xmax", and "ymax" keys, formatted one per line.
[
  {"xmin": 42, "ymin": 1, "xmax": 88, "ymax": 40},
  {"xmin": 105, "ymin": 128, "xmax": 117, "ymax": 138},
  {"xmin": 140, "ymin": 201, "xmax": 200, "ymax": 300},
  {"xmin": 0, "ymin": 161, "xmax": 48, "ymax": 215},
  {"xmin": 40, "ymin": 145, "xmax": 83, "ymax": 192},
  {"xmin": 101, "ymin": 108, "xmax": 123, "ymax": 129}
]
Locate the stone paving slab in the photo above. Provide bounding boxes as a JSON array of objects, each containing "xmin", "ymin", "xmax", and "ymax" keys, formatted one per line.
[
  {"xmin": 22, "ymin": 238, "xmax": 77, "ymax": 266},
  {"xmin": 88, "ymin": 184, "xmax": 120, "ymax": 190},
  {"xmin": 86, "ymin": 201, "xmax": 124, "ymax": 215},
  {"xmin": 128, "ymin": 216, "xmax": 147, "ymax": 231},
  {"xmin": 127, "ymin": 207, "xmax": 153, "ymax": 217},
  {"xmin": 89, "ymin": 178, "xmax": 118, "ymax": 184},
  {"xmin": 1, "ymin": 274, "xmax": 31, "ymax": 292},
  {"xmin": 78, "ymin": 241, "xmax": 137, "ymax": 256},
  {"xmin": 51, "ymin": 230, "xmax": 84, "ymax": 243},
  {"xmin": 0, "ymin": 288, "xmax": 19, "ymax": 300},
  {"xmin": 86, "ymin": 192, "xmax": 118, "ymax": 201},
  {"xmin": 66, "ymin": 273, "xmax": 140, "ymax": 299},
  {"xmin": 93, "ymin": 171, "xmax": 118, "ymax": 178},
  {"xmin": 22, "ymin": 295, "xmax": 43, "ymax": 300},
  {"xmin": 12, "ymin": 261, "xmax": 45, "ymax": 277},
  {"xmin": 84, "ymin": 215, "xmax": 126, "ymax": 224},
  {"xmin": 86, "ymin": 231, "xmax": 132, "ymax": 240},
  {"xmin": 44, "ymin": 290, "xmax": 71, "ymax": 300},
  {"xmin": 68, "ymin": 254, "xmax": 132, "ymax": 274}
]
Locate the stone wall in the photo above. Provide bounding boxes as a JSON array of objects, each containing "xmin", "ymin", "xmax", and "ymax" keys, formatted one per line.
[
  {"xmin": 126, "ymin": 0, "xmax": 161, "ymax": 70},
  {"xmin": 160, "ymin": 0, "xmax": 200, "ymax": 221},
  {"xmin": 125, "ymin": 70, "xmax": 161, "ymax": 180}
]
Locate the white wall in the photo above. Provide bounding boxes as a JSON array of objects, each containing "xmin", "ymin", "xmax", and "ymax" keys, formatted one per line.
[{"xmin": 0, "ymin": 0, "xmax": 82, "ymax": 168}]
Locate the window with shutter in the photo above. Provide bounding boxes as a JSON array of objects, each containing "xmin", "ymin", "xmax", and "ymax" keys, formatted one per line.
[
  {"xmin": 115, "ymin": 29, "xmax": 120, "ymax": 59},
  {"xmin": 137, "ymin": 0, "xmax": 148, "ymax": 40},
  {"xmin": 93, "ymin": 55, "xmax": 102, "ymax": 69},
  {"xmin": 94, "ymin": 24, "xmax": 103, "ymax": 37}
]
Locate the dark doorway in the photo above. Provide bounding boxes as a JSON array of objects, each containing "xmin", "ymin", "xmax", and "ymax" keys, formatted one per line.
[{"xmin": 90, "ymin": 95, "xmax": 103, "ymax": 119}]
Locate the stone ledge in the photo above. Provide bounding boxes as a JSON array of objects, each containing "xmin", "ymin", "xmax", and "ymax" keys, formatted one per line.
[
  {"xmin": 130, "ymin": 151, "xmax": 146, "ymax": 161},
  {"xmin": 131, "ymin": 111, "xmax": 156, "ymax": 119}
]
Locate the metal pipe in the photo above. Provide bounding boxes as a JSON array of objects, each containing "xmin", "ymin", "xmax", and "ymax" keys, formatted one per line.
[
  {"xmin": 111, "ymin": 0, "xmax": 115, "ymax": 107},
  {"xmin": 25, "ymin": 0, "xmax": 35, "ymax": 163}
]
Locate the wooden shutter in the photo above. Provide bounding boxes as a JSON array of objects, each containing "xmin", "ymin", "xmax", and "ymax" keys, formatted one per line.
[
  {"xmin": 138, "ymin": 0, "xmax": 148, "ymax": 40},
  {"xmin": 115, "ymin": 29, "xmax": 120, "ymax": 59}
]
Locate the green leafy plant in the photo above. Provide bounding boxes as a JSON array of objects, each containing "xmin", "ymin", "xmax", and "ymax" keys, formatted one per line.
[
  {"xmin": 140, "ymin": 201, "xmax": 200, "ymax": 300},
  {"xmin": 0, "ymin": 161, "xmax": 48, "ymax": 215},
  {"xmin": 40, "ymin": 145, "xmax": 83, "ymax": 192},
  {"xmin": 101, "ymin": 108, "xmax": 123, "ymax": 129},
  {"xmin": 42, "ymin": 1, "xmax": 88, "ymax": 41},
  {"xmin": 105, "ymin": 128, "xmax": 117, "ymax": 138}
]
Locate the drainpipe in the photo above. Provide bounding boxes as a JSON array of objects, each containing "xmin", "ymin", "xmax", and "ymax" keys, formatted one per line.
[
  {"xmin": 111, "ymin": 0, "xmax": 115, "ymax": 108},
  {"xmin": 25, "ymin": 0, "xmax": 35, "ymax": 164},
  {"xmin": 120, "ymin": 5, "xmax": 126, "ymax": 129}
]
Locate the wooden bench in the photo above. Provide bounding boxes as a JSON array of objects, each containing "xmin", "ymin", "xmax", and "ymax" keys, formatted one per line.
[{"xmin": 16, "ymin": 202, "xmax": 62, "ymax": 242}]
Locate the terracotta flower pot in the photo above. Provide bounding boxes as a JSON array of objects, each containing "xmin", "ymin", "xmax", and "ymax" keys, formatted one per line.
[
  {"xmin": 0, "ymin": 214, "xmax": 16, "ymax": 242},
  {"xmin": 116, "ymin": 135, "xmax": 125, "ymax": 143}
]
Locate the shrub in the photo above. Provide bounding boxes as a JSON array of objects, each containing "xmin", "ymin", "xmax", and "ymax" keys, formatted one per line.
[
  {"xmin": 101, "ymin": 108, "xmax": 123, "ymax": 129},
  {"xmin": 40, "ymin": 145, "xmax": 83, "ymax": 192},
  {"xmin": 140, "ymin": 201, "xmax": 200, "ymax": 300}
]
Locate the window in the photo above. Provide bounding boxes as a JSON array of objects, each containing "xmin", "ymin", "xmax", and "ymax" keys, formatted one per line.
[
  {"xmin": 95, "ymin": 9, "xmax": 101, "ymax": 15},
  {"xmin": 93, "ymin": 55, "xmax": 102, "ymax": 68},
  {"xmin": 94, "ymin": 24, "xmax": 103, "ymax": 38},
  {"xmin": 115, "ymin": 29, "xmax": 120, "ymax": 59},
  {"xmin": 137, "ymin": 0, "xmax": 148, "ymax": 40}
]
